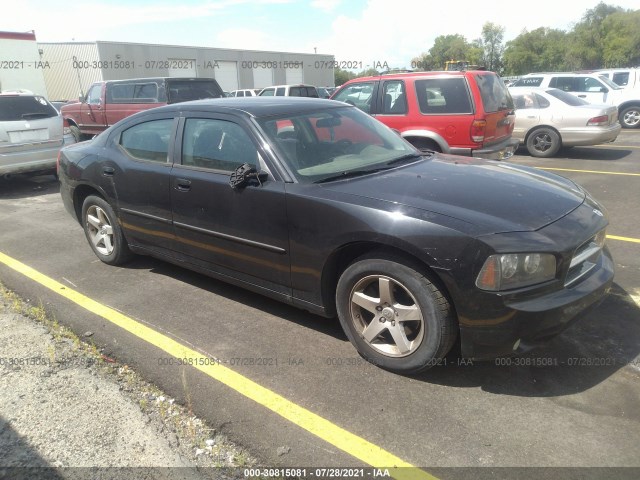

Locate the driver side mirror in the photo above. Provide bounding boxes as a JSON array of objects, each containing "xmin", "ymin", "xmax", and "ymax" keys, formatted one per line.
[
  {"xmin": 78, "ymin": 94, "xmax": 85, "ymax": 103},
  {"xmin": 229, "ymin": 163, "xmax": 268, "ymax": 189}
]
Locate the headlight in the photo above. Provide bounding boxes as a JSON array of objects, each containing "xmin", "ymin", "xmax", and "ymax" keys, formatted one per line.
[{"xmin": 476, "ymin": 253, "xmax": 557, "ymax": 291}]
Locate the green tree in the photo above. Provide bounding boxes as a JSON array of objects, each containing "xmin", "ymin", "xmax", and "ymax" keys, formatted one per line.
[
  {"xmin": 477, "ymin": 22, "xmax": 506, "ymax": 73},
  {"xmin": 334, "ymin": 67, "xmax": 355, "ymax": 86},
  {"xmin": 565, "ymin": 2, "xmax": 625, "ymax": 69},
  {"xmin": 601, "ymin": 10, "xmax": 640, "ymax": 66},
  {"xmin": 429, "ymin": 34, "xmax": 472, "ymax": 69},
  {"xmin": 503, "ymin": 27, "xmax": 569, "ymax": 75}
]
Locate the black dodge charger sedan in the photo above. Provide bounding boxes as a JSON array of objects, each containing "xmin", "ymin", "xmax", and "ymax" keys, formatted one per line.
[{"xmin": 58, "ymin": 98, "xmax": 614, "ymax": 374}]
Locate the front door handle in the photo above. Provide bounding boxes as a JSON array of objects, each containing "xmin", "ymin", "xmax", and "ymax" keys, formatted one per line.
[
  {"xmin": 175, "ymin": 178, "xmax": 191, "ymax": 192},
  {"xmin": 102, "ymin": 166, "xmax": 115, "ymax": 177}
]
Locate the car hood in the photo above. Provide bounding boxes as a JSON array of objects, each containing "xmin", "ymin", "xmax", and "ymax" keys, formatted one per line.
[{"xmin": 323, "ymin": 155, "xmax": 586, "ymax": 234}]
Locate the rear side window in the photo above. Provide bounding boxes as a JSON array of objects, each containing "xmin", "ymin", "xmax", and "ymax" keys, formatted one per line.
[
  {"xmin": 549, "ymin": 77, "xmax": 575, "ymax": 92},
  {"xmin": 513, "ymin": 77, "xmax": 543, "ymax": 87},
  {"xmin": 545, "ymin": 89, "xmax": 589, "ymax": 106},
  {"xmin": 166, "ymin": 80, "xmax": 222, "ymax": 103},
  {"xmin": 108, "ymin": 82, "xmax": 159, "ymax": 103},
  {"xmin": 120, "ymin": 119, "xmax": 173, "ymax": 162},
  {"xmin": 612, "ymin": 72, "xmax": 629, "ymax": 86},
  {"xmin": 276, "ymin": 87, "xmax": 286, "ymax": 96},
  {"xmin": 415, "ymin": 78, "xmax": 472, "ymax": 114},
  {"xmin": 474, "ymin": 74, "xmax": 513, "ymax": 113},
  {"xmin": 0, "ymin": 96, "xmax": 58, "ymax": 121}
]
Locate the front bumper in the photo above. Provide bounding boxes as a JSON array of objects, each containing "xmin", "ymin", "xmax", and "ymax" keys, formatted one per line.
[
  {"xmin": 471, "ymin": 137, "xmax": 519, "ymax": 161},
  {"xmin": 459, "ymin": 246, "xmax": 614, "ymax": 359}
]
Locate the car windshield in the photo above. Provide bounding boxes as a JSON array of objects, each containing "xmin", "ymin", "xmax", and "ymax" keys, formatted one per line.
[
  {"xmin": 0, "ymin": 95, "xmax": 58, "ymax": 121},
  {"xmin": 545, "ymin": 89, "xmax": 589, "ymax": 106},
  {"xmin": 599, "ymin": 76, "xmax": 622, "ymax": 90},
  {"xmin": 256, "ymin": 106, "xmax": 419, "ymax": 183}
]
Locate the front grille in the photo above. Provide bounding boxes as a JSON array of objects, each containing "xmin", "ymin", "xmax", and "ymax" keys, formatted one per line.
[{"xmin": 565, "ymin": 230, "xmax": 606, "ymax": 287}]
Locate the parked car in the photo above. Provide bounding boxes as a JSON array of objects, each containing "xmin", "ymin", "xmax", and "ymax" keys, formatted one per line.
[
  {"xmin": 330, "ymin": 71, "xmax": 519, "ymax": 160},
  {"xmin": 0, "ymin": 92, "xmax": 75, "ymax": 176},
  {"xmin": 512, "ymin": 72, "xmax": 640, "ymax": 129},
  {"xmin": 230, "ymin": 89, "xmax": 261, "ymax": 97},
  {"xmin": 258, "ymin": 84, "xmax": 319, "ymax": 97},
  {"xmin": 509, "ymin": 87, "xmax": 621, "ymax": 157},
  {"xmin": 61, "ymin": 77, "xmax": 224, "ymax": 142},
  {"xmin": 58, "ymin": 97, "xmax": 613, "ymax": 374},
  {"xmin": 317, "ymin": 87, "xmax": 331, "ymax": 99},
  {"xmin": 596, "ymin": 68, "xmax": 640, "ymax": 91}
]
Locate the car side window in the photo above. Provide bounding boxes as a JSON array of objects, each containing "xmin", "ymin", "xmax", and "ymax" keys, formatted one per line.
[
  {"xmin": 381, "ymin": 80, "xmax": 407, "ymax": 115},
  {"xmin": 579, "ymin": 77, "xmax": 606, "ymax": 92},
  {"xmin": 87, "ymin": 85, "xmax": 102, "ymax": 105},
  {"xmin": 550, "ymin": 77, "xmax": 575, "ymax": 92},
  {"xmin": 612, "ymin": 72, "xmax": 629, "ymax": 86},
  {"xmin": 276, "ymin": 87, "xmax": 286, "ymax": 96},
  {"xmin": 120, "ymin": 119, "xmax": 173, "ymax": 163},
  {"xmin": 415, "ymin": 79, "xmax": 472, "ymax": 114},
  {"xmin": 182, "ymin": 118, "xmax": 257, "ymax": 172},
  {"xmin": 260, "ymin": 88, "xmax": 275, "ymax": 96},
  {"xmin": 332, "ymin": 82, "xmax": 375, "ymax": 113}
]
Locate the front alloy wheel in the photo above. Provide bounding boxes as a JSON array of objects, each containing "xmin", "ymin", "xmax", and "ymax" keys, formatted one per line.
[
  {"xmin": 349, "ymin": 275, "xmax": 425, "ymax": 357},
  {"xmin": 336, "ymin": 254, "xmax": 457, "ymax": 374}
]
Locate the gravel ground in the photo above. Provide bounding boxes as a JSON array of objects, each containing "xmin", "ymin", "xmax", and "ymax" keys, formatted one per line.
[{"xmin": 0, "ymin": 287, "xmax": 256, "ymax": 480}]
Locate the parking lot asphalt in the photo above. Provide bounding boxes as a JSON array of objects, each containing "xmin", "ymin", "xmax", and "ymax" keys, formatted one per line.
[{"xmin": 1, "ymin": 131, "xmax": 639, "ymax": 477}]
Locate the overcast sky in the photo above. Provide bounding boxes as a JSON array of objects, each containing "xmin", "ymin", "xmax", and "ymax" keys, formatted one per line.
[{"xmin": 2, "ymin": 0, "xmax": 638, "ymax": 68}]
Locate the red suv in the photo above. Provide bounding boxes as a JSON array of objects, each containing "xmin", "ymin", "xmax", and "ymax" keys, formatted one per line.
[{"xmin": 331, "ymin": 71, "xmax": 518, "ymax": 159}]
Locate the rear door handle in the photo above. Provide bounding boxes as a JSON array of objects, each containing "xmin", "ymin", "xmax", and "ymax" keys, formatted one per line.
[
  {"xmin": 102, "ymin": 166, "xmax": 115, "ymax": 177},
  {"xmin": 175, "ymin": 178, "xmax": 191, "ymax": 192}
]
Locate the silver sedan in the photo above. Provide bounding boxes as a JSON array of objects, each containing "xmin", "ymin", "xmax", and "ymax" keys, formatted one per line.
[{"xmin": 509, "ymin": 87, "xmax": 621, "ymax": 158}]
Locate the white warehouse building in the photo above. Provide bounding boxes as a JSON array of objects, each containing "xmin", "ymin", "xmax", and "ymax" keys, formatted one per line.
[{"xmin": 37, "ymin": 40, "xmax": 335, "ymax": 101}]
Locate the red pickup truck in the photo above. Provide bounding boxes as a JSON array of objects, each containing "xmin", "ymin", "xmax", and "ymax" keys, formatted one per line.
[{"xmin": 61, "ymin": 77, "xmax": 223, "ymax": 141}]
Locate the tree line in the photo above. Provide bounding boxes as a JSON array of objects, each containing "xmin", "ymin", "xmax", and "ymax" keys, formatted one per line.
[{"xmin": 335, "ymin": 2, "xmax": 639, "ymax": 84}]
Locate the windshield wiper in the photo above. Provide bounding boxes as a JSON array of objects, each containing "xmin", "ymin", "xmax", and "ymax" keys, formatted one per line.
[
  {"xmin": 386, "ymin": 152, "xmax": 429, "ymax": 166},
  {"xmin": 314, "ymin": 167, "xmax": 392, "ymax": 184}
]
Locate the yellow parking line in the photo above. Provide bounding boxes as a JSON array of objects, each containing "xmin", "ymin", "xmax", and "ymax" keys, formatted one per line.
[
  {"xmin": 0, "ymin": 251, "xmax": 436, "ymax": 480},
  {"xmin": 607, "ymin": 235, "xmax": 640, "ymax": 244},
  {"xmin": 538, "ymin": 167, "xmax": 640, "ymax": 176}
]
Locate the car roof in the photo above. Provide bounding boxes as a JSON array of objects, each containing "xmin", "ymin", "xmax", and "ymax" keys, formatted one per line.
[
  {"xmin": 341, "ymin": 70, "xmax": 491, "ymax": 83},
  {"xmin": 149, "ymin": 97, "xmax": 344, "ymax": 118},
  {"xmin": 262, "ymin": 84, "xmax": 317, "ymax": 88}
]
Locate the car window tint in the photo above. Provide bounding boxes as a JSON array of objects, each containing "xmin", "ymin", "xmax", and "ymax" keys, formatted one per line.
[
  {"xmin": 260, "ymin": 89, "xmax": 275, "ymax": 96},
  {"xmin": 545, "ymin": 89, "xmax": 589, "ymax": 106},
  {"xmin": 290, "ymin": 87, "xmax": 302, "ymax": 97},
  {"xmin": 0, "ymin": 95, "xmax": 58, "ymax": 121},
  {"xmin": 120, "ymin": 119, "xmax": 173, "ymax": 162},
  {"xmin": 108, "ymin": 82, "xmax": 159, "ymax": 103},
  {"xmin": 276, "ymin": 87, "xmax": 286, "ymax": 96},
  {"xmin": 415, "ymin": 78, "xmax": 473, "ymax": 114},
  {"xmin": 474, "ymin": 74, "xmax": 512, "ymax": 113},
  {"xmin": 182, "ymin": 118, "xmax": 257, "ymax": 172},
  {"xmin": 612, "ymin": 72, "xmax": 629, "ymax": 86},
  {"xmin": 550, "ymin": 77, "xmax": 575, "ymax": 92},
  {"xmin": 332, "ymin": 82, "xmax": 375, "ymax": 113},
  {"xmin": 381, "ymin": 80, "xmax": 407, "ymax": 114}
]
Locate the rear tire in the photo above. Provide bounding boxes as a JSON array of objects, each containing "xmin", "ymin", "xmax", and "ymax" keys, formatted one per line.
[
  {"xmin": 526, "ymin": 128, "xmax": 561, "ymax": 158},
  {"xmin": 336, "ymin": 254, "xmax": 457, "ymax": 374},
  {"xmin": 619, "ymin": 106, "xmax": 640, "ymax": 129},
  {"xmin": 81, "ymin": 195, "xmax": 133, "ymax": 265}
]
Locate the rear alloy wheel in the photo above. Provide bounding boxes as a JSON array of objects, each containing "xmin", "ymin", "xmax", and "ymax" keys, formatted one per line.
[
  {"xmin": 336, "ymin": 255, "xmax": 456, "ymax": 374},
  {"xmin": 619, "ymin": 106, "xmax": 640, "ymax": 129},
  {"xmin": 526, "ymin": 128, "xmax": 560, "ymax": 158},
  {"xmin": 81, "ymin": 195, "xmax": 132, "ymax": 265}
]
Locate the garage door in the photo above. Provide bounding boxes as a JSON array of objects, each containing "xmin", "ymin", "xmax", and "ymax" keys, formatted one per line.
[
  {"xmin": 215, "ymin": 61, "xmax": 239, "ymax": 91},
  {"xmin": 253, "ymin": 68, "xmax": 274, "ymax": 90},
  {"xmin": 285, "ymin": 66, "xmax": 304, "ymax": 84}
]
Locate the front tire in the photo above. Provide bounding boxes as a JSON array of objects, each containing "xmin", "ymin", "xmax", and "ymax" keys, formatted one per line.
[
  {"xmin": 526, "ymin": 128, "xmax": 561, "ymax": 158},
  {"xmin": 336, "ymin": 254, "xmax": 457, "ymax": 374},
  {"xmin": 619, "ymin": 106, "xmax": 640, "ymax": 129},
  {"xmin": 81, "ymin": 195, "xmax": 132, "ymax": 265}
]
